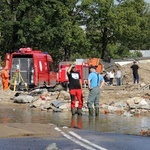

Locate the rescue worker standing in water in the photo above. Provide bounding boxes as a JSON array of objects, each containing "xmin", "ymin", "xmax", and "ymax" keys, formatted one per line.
[
  {"xmin": 67, "ymin": 64, "xmax": 83, "ymax": 116},
  {"xmin": 1, "ymin": 66, "xmax": 9, "ymax": 90}
]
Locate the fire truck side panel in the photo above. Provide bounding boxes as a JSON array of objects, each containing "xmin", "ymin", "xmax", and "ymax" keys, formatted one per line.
[
  {"xmin": 58, "ymin": 63, "xmax": 90, "ymax": 85},
  {"xmin": 82, "ymin": 65, "xmax": 89, "ymax": 80},
  {"xmin": 58, "ymin": 63, "xmax": 70, "ymax": 83},
  {"xmin": 5, "ymin": 53, "xmax": 11, "ymax": 69},
  {"xmin": 35, "ymin": 54, "xmax": 49, "ymax": 86},
  {"xmin": 33, "ymin": 54, "xmax": 56, "ymax": 87},
  {"xmin": 33, "ymin": 55, "xmax": 38, "ymax": 86},
  {"xmin": 48, "ymin": 60, "xmax": 57, "ymax": 87}
]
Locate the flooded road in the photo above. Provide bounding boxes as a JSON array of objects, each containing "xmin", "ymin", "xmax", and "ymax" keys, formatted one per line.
[{"xmin": 0, "ymin": 106, "xmax": 150, "ymax": 135}]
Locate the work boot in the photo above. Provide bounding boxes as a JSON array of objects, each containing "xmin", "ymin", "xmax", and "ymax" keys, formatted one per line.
[
  {"xmin": 77, "ymin": 108, "xmax": 82, "ymax": 116},
  {"xmin": 88, "ymin": 108, "xmax": 94, "ymax": 116},
  {"xmin": 95, "ymin": 107, "xmax": 99, "ymax": 116},
  {"xmin": 71, "ymin": 108, "xmax": 76, "ymax": 116}
]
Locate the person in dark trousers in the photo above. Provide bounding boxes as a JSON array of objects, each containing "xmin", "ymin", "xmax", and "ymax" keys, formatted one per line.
[
  {"xmin": 109, "ymin": 69, "xmax": 115, "ymax": 86},
  {"xmin": 103, "ymin": 71, "xmax": 110, "ymax": 83},
  {"xmin": 130, "ymin": 61, "xmax": 139, "ymax": 84},
  {"xmin": 116, "ymin": 67, "xmax": 122, "ymax": 86},
  {"xmin": 87, "ymin": 66, "xmax": 105, "ymax": 116},
  {"xmin": 67, "ymin": 64, "xmax": 83, "ymax": 116}
]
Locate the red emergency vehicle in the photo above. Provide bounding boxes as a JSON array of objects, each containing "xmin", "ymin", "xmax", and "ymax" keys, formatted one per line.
[
  {"xmin": 57, "ymin": 59, "xmax": 103, "ymax": 87},
  {"xmin": 57, "ymin": 61, "xmax": 89, "ymax": 87},
  {"xmin": 5, "ymin": 47, "xmax": 57, "ymax": 90}
]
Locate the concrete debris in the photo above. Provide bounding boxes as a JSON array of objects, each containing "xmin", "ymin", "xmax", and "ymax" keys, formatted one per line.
[
  {"xmin": 45, "ymin": 143, "xmax": 59, "ymax": 150},
  {"xmin": 0, "ymin": 61, "xmax": 150, "ymax": 117},
  {"xmin": 14, "ymin": 95, "xmax": 34, "ymax": 103},
  {"xmin": 140, "ymin": 129, "xmax": 150, "ymax": 136}
]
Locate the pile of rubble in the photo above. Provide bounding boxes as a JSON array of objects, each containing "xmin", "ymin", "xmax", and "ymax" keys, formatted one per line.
[
  {"xmin": 121, "ymin": 60, "xmax": 150, "ymax": 85},
  {"xmin": 0, "ymin": 86, "xmax": 147, "ymax": 117},
  {"xmin": 0, "ymin": 60, "xmax": 150, "ymax": 117},
  {"xmin": 100, "ymin": 92, "xmax": 150, "ymax": 116}
]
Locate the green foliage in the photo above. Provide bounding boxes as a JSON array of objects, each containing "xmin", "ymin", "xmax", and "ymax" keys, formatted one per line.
[
  {"xmin": 0, "ymin": 0, "xmax": 149, "ymax": 62},
  {"xmin": 107, "ymin": 44, "xmax": 130, "ymax": 59},
  {"xmin": 130, "ymin": 50, "xmax": 143, "ymax": 58}
]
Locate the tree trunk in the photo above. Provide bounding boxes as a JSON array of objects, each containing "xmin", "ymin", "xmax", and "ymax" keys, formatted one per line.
[
  {"xmin": 64, "ymin": 47, "xmax": 71, "ymax": 61},
  {"xmin": 101, "ymin": 27, "xmax": 108, "ymax": 60}
]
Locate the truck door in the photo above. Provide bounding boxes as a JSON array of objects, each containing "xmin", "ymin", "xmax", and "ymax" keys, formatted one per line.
[{"xmin": 11, "ymin": 56, "xmax": 33, "ymax": 87}]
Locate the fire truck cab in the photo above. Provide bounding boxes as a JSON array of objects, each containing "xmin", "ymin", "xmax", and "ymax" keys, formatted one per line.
[{"xmin": 5, "ymin": 48, "xmax": 57, "ymax": 90}]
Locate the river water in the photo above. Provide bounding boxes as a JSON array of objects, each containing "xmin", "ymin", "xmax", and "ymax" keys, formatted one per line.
[{"xmin": 0, "ymin": 106, "xmax": 150, "ymax": 135}]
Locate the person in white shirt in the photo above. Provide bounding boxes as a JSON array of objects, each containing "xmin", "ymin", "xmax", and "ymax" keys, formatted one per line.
[
  {"xmin": 116, "ymin": 68, "xmax": 122, "ymax": 86},
  {"xmin": 109, "ymin": 69, "xmax": 115, "ymax": 85}
]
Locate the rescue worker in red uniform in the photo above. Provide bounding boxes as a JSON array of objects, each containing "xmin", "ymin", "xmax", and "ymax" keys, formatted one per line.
[
  {"xmin": 1, "ymin": 66, "xmax": 9, "ymax": 90},
  {"xmin": 67, "ymin": 64, "xmax": 83, "ymax": 116}
]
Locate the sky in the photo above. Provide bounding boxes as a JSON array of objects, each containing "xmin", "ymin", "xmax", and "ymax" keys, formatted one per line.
[{"xmin": 145, "ymin": 0, "xmax": 150, "ymax": 3}]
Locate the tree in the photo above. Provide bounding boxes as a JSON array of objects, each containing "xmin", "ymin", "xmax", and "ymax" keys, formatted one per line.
[
  {"xmin": 0, "ymin": 0, "xmax": 90, "ymax": 62},
  {"xmin": 116, "ymin": 0, "xmax": 149, "ymax": 50},
  {"xmin": 0, "ymin": 0, "xmax": 149, "ymax": 62},
  {"xmin": 80, "ymin": 0, "xmax": 116, "ymax": 59},
  {"xmin": 79, "ymin": 0, "xmax": 149, "ymax": 59}
]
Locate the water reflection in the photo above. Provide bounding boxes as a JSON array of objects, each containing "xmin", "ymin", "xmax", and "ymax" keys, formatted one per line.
[
  {"xmin": 70, "ymin": 116, "xmax": 83, "ymax": 129},
  {"xmin": 0, "ymin": 107, "xmax": 150, "ymax": 135}
]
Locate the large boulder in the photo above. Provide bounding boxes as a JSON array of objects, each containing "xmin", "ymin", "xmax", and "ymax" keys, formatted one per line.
[
  {"xmin": 126, "ymin": 97, "xmax": 142, "ymax": 109},
  {"xmin": 32, "ymin": 99, "xmax": 47, "ymax": 107},
  {"xmin": 59, "ymin": 91, "xmax": 70, "ymax": 100},
  {"xmin": 14, "ymin": 95, "xmax": 34, "ymax": 103},
  {"xmin": 137, "ymin": 99, "xmax": 149, "ymax": 109}
]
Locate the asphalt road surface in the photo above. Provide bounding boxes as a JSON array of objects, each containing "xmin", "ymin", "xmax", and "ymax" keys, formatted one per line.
[{"xmin": 0, "ymin": 126, "xmax": 149, "ymax": 150}]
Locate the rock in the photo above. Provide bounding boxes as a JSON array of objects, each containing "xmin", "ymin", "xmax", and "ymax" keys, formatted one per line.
[
  {"xmin": 140, "ymin": 82, "xmax": 146, "ymax": 87},
  {"xmin": 109, "ymin": 101, "xmax": 115, "ymax": 106},
  {"xmin": 60, "ymin": 91, "xmax": 70, "ymax": 100},
  {"xmin": 141, "ymin": 109, "xmax": 148, "ymax": 113},
  {"xmin": 123, "ymin": 111, "xmax": 133, "ymax": 117},
  {"xmin": 52, "ymin": 84, "xmax": 65, "ymax": 91},
  {"xmin": 100, "ymin": 104, "xmax": 108, "ymax": 109},
  {"xmin": 134, "ymin": 97, "xmax": 142, "ymax": 104},
  {"xmin": 107, "ymin": 106, "xmax": 118, "ymax": 112},
  {"xmin": 41, "ymin": 102, "xmax": 52, "ymax": 109},
  {"xmin": 29, "ymin": 88, "xmax": 48, "ymax": 96},
  {"xmin": 50, "ymin": 100, "xmax": 67, "ymax": 108},
  {"xmin": 126, "ymin": 98, "xmax": 135, "ymax": 108},
  {"xmin": 40, "ymin": 95, "xmax": 52, "ymax": 101},
  {"xmin": 45, "ymin": 143, "xmax": 58, "ymax": 150},
  {"xmin": 59, "ymin": 103, "xmax": 70, "ymax": 110},
  {"xmin": 32, "ymin": 99, "xmax": 47, "ymax": 108},
  {"xmin": 130, "ymin": 109, "xmax": 136, "ymax": 114},
  {"xmin": 14, "ymin": 95, "xmax": 34, "ymax": 103},
  {"xmin": 138, "ymin": 99, "xmax": 149, "ymax": 109},
  {"xmin": 126, "ymin": 97, "xmax": 142, "ymax": 108},
  {"xmin": 114, "ymin": 101, "xmax": 126, "ymax": 108}
]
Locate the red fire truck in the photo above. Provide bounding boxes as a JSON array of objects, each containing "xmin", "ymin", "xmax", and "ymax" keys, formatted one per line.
[
  {"xmin": 5, "ymin": 48, "xmax": 57, "ymax": 90},
  {"xmin": 57, "ymin": 58, "xmax": 104, "ymax": 87},
  {"xmin": 5, "ymin": 47, "xmax": 103, "ymax": 90},
  {"xmin": 57, "ymin": 61, "xmax": 89, "ymax": 87}
]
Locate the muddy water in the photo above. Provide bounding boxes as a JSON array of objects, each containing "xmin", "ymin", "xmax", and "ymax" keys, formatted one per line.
[{"xmin": 0, "ymin": 107, "xmax": 150, "ymax": 135}]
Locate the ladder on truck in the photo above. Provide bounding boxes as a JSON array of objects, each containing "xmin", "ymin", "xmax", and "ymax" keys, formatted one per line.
[{"xmin": 9, "ymin": 70, "xmax": 28, "ymax": 91}]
